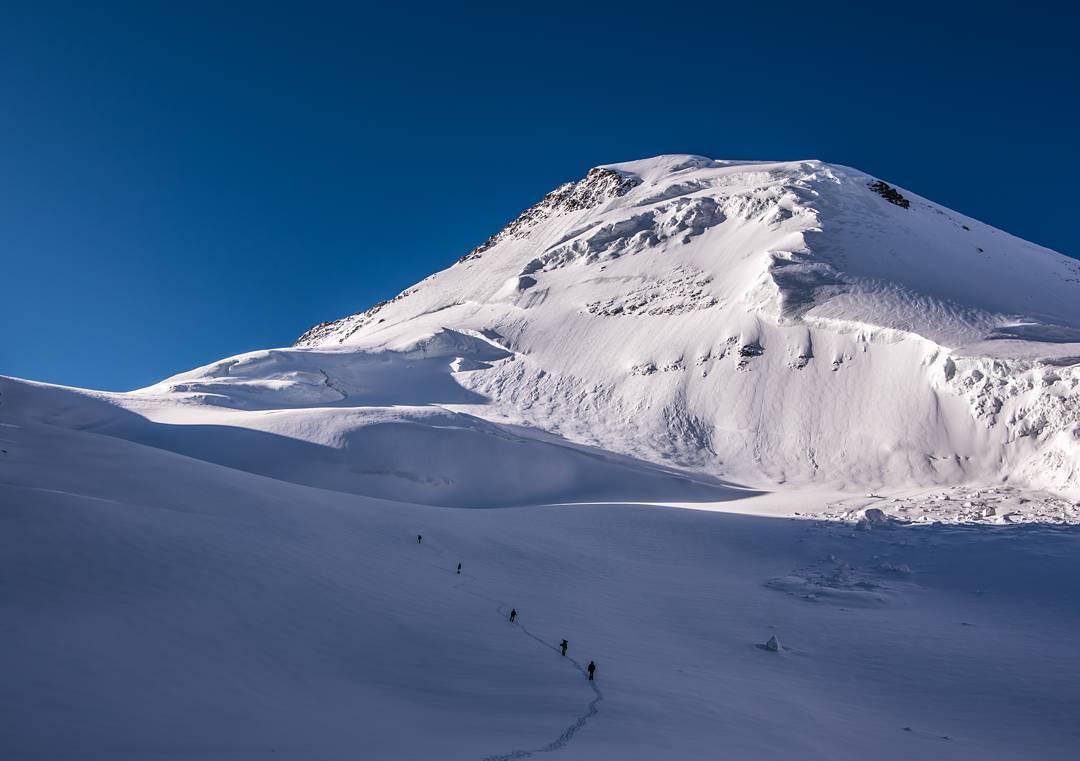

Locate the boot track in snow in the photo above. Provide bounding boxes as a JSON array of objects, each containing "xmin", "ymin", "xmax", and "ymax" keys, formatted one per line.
[{"xmin": 417, "ymin": 538, "xmax": 603, "ymax": 759}]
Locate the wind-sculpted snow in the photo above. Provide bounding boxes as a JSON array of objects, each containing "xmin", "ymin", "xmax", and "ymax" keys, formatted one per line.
[
  {"xmin": 585, "ymin": 268, "xmax": 718, "ymax": 317},
  {"xmin": 932, "ymin": 354, "xmax": 1080, "ymax": 494},
  {"xmin": 809, "ymin": 486, "xmax": 1080, "ymax": 525},
  {"xmin": 287, "ymin": 154, "xmax": 1080, "ymax": 496},
  {"xmin": 519, "ymin": 196, "xmax": 727, "ymax": 276}
]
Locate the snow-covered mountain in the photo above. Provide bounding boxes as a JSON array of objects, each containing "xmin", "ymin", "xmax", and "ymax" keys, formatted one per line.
[
  {"xmin": 10, "ymin": 154, "xmax": 1079, "ymax": 508},
  {"xmin": 145, "ymin": 154, "xmax": 1080, "ymax": 497},
  {"xmin": 4, "ymin": 155, "xmax": 1080, "ymax": 760}
]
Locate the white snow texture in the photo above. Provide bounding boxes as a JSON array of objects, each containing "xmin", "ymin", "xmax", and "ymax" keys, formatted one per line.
[{"xmin": 2, "ymin": 155, "xmax": 1079, "ymax": 760}]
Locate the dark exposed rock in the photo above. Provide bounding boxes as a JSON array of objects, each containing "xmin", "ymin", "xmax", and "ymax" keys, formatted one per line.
[{"xmin": 868, "ymin": 180, "xmax": 910, "ymax": 209}]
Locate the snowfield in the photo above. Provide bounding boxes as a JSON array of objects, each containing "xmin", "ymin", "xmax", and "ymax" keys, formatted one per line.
[{"xmin": 3, "ymin": 155, "xmax": 1080, "ymax": 759}]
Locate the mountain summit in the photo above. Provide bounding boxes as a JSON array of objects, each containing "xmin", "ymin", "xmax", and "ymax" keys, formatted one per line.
[
  {"xmin": 299, "ymin": 155, "xmax": 1080, "ymax": 350},
  {"xmin": 285, "ymin": 155, "xmax": 1080, "ymax": 493}
]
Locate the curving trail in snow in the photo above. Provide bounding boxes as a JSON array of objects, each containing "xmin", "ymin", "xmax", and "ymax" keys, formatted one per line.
[
  {"xmin": 416, "ymin": 538, "xmax": 602, "ymax": 761},
  {"xmin": 480, "ymin": 606, "xmax": 603, "ymax": 761}
]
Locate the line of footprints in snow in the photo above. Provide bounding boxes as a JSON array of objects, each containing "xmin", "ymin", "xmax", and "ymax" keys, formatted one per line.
[
  {"xmin": 415, "ymin": 533, "xmax": 603, "ymax": 760},
  {"xmin": 415, "ymin": 529, "xmax": 953, "ymax": 753},
  {"xmin": 418, "ymin": 533, "xmax": 596, "ymax": 679}
]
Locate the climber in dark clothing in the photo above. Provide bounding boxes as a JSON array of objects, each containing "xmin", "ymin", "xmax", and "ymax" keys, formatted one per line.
[
  {"xmin": 509, "ymin": 608, "xmax": 517, "ymax": 623},
  {"xmin": 417, "ymin": 535, "xmax": 422, "ymax": 544},
  {"xmin": 587, "ymin": 661, "xmax": 596, "ymax": 680},
  {"xmin": 457, "ymin": 563, "xmax": 461, "ymax": 574},
  {"xmin": 560, "ymin": 639, "xmax": 568, "ymax": 656}
]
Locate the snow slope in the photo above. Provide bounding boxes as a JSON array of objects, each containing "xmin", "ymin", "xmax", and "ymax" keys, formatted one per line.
[
  {"xmin": 3, "ymin": 154, "xmax": 1080, "ymax": 759},
  {"xmin": 2, "ymin": 383, "xmax": 1079, "ymax": 760},
  {"xmin": 289, "ymin": 156, "xmax": 1080, "ymax": 496}
]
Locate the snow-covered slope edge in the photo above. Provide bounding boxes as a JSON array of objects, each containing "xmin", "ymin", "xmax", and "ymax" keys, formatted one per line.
[{"xmin": 292, "ymin": 155, "xmax": 1080, "ymax": 496}]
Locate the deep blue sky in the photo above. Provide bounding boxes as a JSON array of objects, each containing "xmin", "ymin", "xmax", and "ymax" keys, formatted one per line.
[{"xmin": 2, "ymin": 2, "xmax": 1076, "ymax": 390}]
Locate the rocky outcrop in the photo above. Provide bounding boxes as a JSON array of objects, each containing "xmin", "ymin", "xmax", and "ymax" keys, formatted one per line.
[{"xmin": 458, "ymin": 167, "xmax": 641, "ymax": 263}]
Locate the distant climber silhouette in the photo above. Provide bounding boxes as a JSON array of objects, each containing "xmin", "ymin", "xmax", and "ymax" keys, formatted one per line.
[
  {"xmin": 417, "ymin": 534, "xmax": 422, "ymax": 544},
  {"xmin": 509, "ymin": 608, "xmax": 517, "ymax": 623},
  {"xmin": 587, "ymin": 661, "xmax": 596, "ymax": 680},
  {"xmin": 560, "ymin": 639, "xmax": 568, "ymax": 656},
  {"xmin": 457, "ymin": 562, "xmax": 461, "ymax": 574}
]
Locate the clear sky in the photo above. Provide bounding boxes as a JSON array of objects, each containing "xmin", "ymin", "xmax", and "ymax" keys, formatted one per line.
[{"xmin": 2, "ymin": 1, "xmax": 1076, "ymax": 390}]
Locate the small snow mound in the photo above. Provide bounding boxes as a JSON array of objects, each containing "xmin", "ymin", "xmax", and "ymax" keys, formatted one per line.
[
  {"xmin": 450, "ymin": 357, "xmax": 489, "ymax": 372},
  {"xmin": 877, "ymin": 562, "xmax": 913, "ymax": 576},
  {"xmin": 856, "ymin": 507, "xmax": 891, "ymax": 531},
  {"xmin": 765, "ymin": 635, "xmax": 782, "ymax": 652}
]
